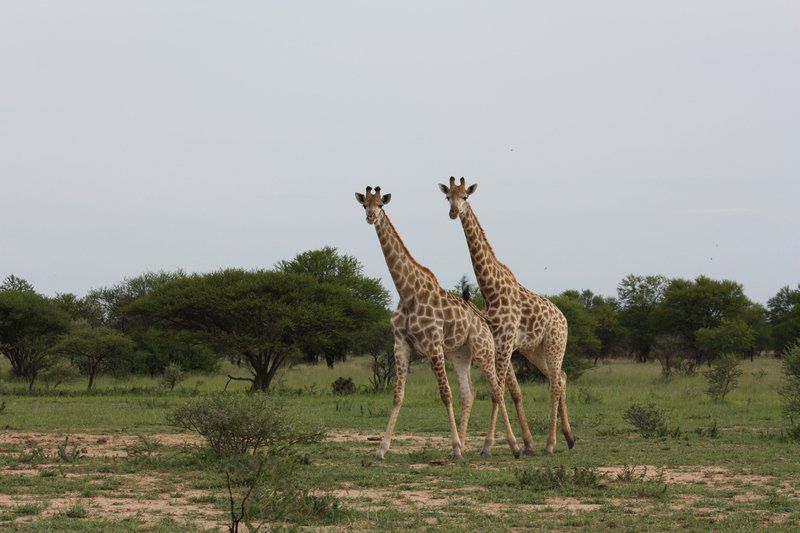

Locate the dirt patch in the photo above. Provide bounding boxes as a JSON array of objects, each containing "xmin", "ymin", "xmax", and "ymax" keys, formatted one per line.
[
  {"xmin": 599, "ymin": 465, "xmax": 792, "ymax": 492},
  {"xmin": 0, "ymin": 431, "xmax": 204, "ymax": 459}
]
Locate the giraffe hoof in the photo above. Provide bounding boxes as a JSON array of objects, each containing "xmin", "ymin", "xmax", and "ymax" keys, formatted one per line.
[
  {"xmin": 373, "ymin": 452, "xmax": 386, "ymax": 461},
  {"xmin": 480, "ymin": 449, "xmax": 491, "ymax": 458},
  {"xmin": 542, "ymin": 447, "xmax": 554, "ymax": 456},
  {"xmin": 513, "ymin": 449, "xmax": 522, "ymax": 459},
  {"xmin": 566, "ymin": 435, "xmax": 576, "ymax": 449},
  {"xmin": 523, "ymin": 447, "xmax": 535, "ymax": 457}
]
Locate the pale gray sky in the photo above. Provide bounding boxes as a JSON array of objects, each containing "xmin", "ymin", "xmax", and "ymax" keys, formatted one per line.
[{"xmin": 1, "ymin": 2, "xmax": 798, "ymax": 303}]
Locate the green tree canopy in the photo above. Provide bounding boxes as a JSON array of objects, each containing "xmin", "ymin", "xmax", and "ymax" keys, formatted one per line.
[
  {"xmin": 54, "ymin": 325, "xmax": 135, "ymax": 390},
  {"xmin": 275, "ymin": 247, "xmax": 390, "ymax": 309},
  {"xmin": 695, "ymin": 318, "xmax": 756, "ymax": 361},
  {"xmin": 768, "ymin": 284, "xmax": 800, "ymax": 353},
  {"xmin": 655, "ymin": 276, "xmax": 752, "ymax": 360},
  {"xmin": 616, "ymin": 274, "xmax": 669, "ymax": 362},
  {"xmin": 127, "ymin": 269, "xmax": 384, "ymax": 391},
  {"xmin": 1, "ymin": 275, "xmax": 35, "ymax": 292},
  {"xmin": 0, "ymin": 290, "xmax": 70, "ymax": 389}
]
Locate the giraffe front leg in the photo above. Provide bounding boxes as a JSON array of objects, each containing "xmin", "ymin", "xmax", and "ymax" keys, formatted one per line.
[
  {"xmin": 374, "ymin": 338, "xmax": 411, "ymax": 461},
  {"xmin": 429, "ymin": 348, "xmax": 462, "ymax": 459}
]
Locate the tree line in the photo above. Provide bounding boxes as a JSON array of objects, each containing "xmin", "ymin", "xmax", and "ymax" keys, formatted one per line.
[{"xmin": 1, "ymin": 254, "xmax": 799, "ymax": 392}]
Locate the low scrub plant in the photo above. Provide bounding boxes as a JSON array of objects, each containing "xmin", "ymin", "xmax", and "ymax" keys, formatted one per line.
[
  {"xmin": 57, "ymin": 436, "xmax": 83, "ymax": 463},
  {"xmin": 170, "ymin": 393, "xmax": 323, "ymax": 457},
  {"xmin": 703, "ymin": 353, "xmax": 743, "ymax": 401},
  {"xmin": 331, "ymin": 377, "xmax": 355, "ymax": 396},
  {"xmin": 514, "ymin": 465, "xmax": 602, "ymax": 490},
  {"xmin": 171, "ymin": 394, "xmax": 328, "ymax": 532},
  {"xmin": 623, "ymin": 403, "xmax": 667, "ymax": 438},
  {"xmin": 160, "ymin": 363, "xmax": 185, "ymax": 390}
]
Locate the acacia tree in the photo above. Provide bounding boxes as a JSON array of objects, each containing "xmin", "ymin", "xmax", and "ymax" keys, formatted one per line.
[
  {"xmin": 54, "ymin": 326, "xmax": 135, "ymax": 390},
  {"xmin": 0, "ymin": 290, "xmax": 70, "ymax": 389},
  {"xmin": 275, "ymin": 247, "xmax": 391, "ymax": 366},
  {"xmin": 128, "ymin": 269, "xmax": 384, "ymax": 391}
]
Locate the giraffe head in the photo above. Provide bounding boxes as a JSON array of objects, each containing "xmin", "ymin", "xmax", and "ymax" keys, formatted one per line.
[
  {"xmin": 438, "ymin": 177, "xmax": 477, "ymax": 219},
  {"xmin": 354, "ymin": 186, "xmax": 392, "ymax": 225}
]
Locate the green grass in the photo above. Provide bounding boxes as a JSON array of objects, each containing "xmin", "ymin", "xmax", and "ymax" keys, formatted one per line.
[{"xmin": 0, "ymin": 357, "xmax": 798, "ymax": 530}]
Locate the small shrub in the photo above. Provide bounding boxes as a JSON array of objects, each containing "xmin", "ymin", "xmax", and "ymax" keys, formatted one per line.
[
  {"xmin": 170, "ymin": 393, "xmax": 323, "ymax": 457},
  {"xmin": 124, "ymin": 435, "xmax": 161, "ymax": 463},
  {"xmin": 623, "ymin": 403, "xmax": 667, "ymax": 438},
  {"xmin": 63, "ymin": 503, "xmax": 87, "ymax": 518},
  {"xmin": 39, "ymin": 359, "xmax": 80, "ymax": 390},
  {"xmin": 0, "ymin": 400, "xmax": 5, "ymax": 414},
  {"xmin": 616, "ymin": 464, "xmax": 646, "ymax": 483},
  {"xmin": 19, "ymin": 445, "xmax": 47, "ymax": 464},
  {"xmin": 57, "ymin": 437, "xmax": 83, "ymax": 463},
  {"xmin": 751, "ymin": 369, "xmax": 767, "ymax": 381},
  {"xmin": 703, "ymin": 353, "xmax": 743, "ymax": 401},
  {"xmin": 514, "ymin": 465, "xmax": 602, "ymax": 490},
  {"xmin": 331, "ymin": 377, "xmax": 355, "ymax": 396},
  {"xmin": 160, "ymin": 363, "xmax": 185, "ymax": 390}
]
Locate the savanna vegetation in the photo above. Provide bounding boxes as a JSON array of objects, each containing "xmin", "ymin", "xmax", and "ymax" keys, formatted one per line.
[{"xmin": 1, "ymin": 252, "xmax": 799, "ymax": 530}]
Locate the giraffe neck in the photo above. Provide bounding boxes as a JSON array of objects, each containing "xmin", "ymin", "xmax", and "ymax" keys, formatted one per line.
[
  {"xmin": 374, "ymin": 212, "xmax": 428, "ymax": 303},
  {"xmin": 459, "ymin": 204, "xmax": 514, "ymax": 302}
]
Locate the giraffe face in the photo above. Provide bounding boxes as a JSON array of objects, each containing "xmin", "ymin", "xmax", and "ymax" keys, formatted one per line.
[
  {"xmin": 438, "ymin": 177, "xmax": 477, "ymax": 219},
  {"xmin": 355, "ymin": 186, "xmax": 392, "ymax": 225}
]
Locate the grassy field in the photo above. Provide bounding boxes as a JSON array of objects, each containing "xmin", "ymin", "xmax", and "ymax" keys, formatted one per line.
[{"xmin": 0, "ymin": 356, "xmax": 798, "ymax": 531}]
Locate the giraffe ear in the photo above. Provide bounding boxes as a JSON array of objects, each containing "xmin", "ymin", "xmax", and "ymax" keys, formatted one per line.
[
  {"xmin": 355, "ymin": 192, "xmax": 366, "ymax": 204},
  {"xmin": 381, "ymin": 194, "xmax": 392, "ymax": 205},
  {"xmin": 466, "ymin": 184, "xmax": 478, "ymax": 196},
  {"xmin": 438, "ymin": 183, "xmax": 449, "ymax": 194}
]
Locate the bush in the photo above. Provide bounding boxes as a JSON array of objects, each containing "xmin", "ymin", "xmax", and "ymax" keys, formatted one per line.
[
  {"xmin": 171, "ymin": 394, "xmax": 327, "ymax": 532},
  {"xmin": 331, "ymin": 377, "xmax": 355, "ymax": 396},
  {"xmin": 170, "ymin": 393, "xmax": 323, "ymax": 457},
  {"xmin": 160, "ymin": 363, "xmax": 185, "ymax": 390},
  {"xmin": 624, "ymin": 403, "xmax": 667, "ymax": 438},
  {"xmin": 779, "ymin": 341, "xmax": 800, "ymax": 429},
  {"xmin": 703, "ymin": 353, "xmax": 743, "ymax": 402},
  {"xmin": 514, "ymin": 465, "xmax": 602, "ymax": 490},
  {"xmin": 39, "ymin": 359, "xmax": 80, "ymax": 390}
]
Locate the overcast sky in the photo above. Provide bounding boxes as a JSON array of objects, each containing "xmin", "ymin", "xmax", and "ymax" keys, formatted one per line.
[{"xmin": 1, "ymin": 2, "xmax": 798, "ymax": 304}]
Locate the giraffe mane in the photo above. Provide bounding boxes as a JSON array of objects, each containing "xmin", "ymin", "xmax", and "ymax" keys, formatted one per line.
[
  {"xmin": 466, "ymin": 204, "xmax": 518, "ymax": 283},
  {"xmin": 382, "ymin": 213, "xmax": 443, "ymax": 287}
]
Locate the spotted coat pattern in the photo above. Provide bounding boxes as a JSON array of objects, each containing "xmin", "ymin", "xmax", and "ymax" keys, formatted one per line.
[
  {"xmin": 355, "ymin": 186, "xmax": 519, "ymax": 459},
  {"xmin": 441, "ymin": 177, "xmax": 575, "ymax": 455}
]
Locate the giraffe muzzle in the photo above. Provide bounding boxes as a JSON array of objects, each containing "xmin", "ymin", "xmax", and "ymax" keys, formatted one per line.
[{"xmin": 449, "ymin": 210, "xmax": 459, "ymax": 219}]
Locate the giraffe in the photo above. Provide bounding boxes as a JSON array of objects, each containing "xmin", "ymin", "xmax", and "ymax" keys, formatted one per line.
[
  {"xmin": 355, "ymin": 186, "xmax": 520, "ymax": 460},
  {"xmin": 438, "ymin": 177, "xmax": 575, "ymax": 455}
]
